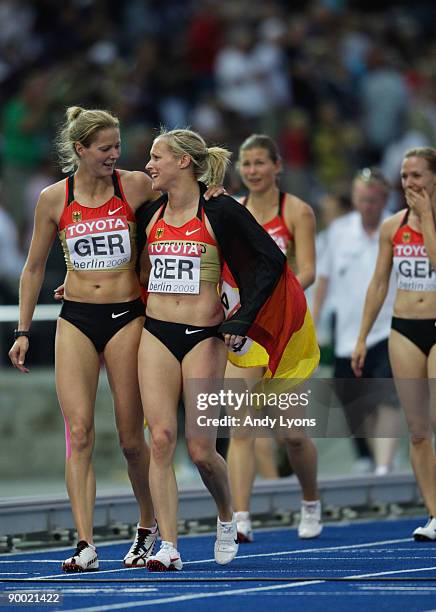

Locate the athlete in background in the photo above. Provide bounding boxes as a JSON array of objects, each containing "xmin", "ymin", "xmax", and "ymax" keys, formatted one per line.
[
  {"xmin": 352, "ymin": 147, "xmax": 436, "ymax": 540},
  {"xmin": 224, "ymin": 134, "xmax": 321, "ymax": 543}
]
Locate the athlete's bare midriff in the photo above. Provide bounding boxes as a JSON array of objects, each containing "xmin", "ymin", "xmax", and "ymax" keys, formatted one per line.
[
  {"xmin": 393, "ymin": 290, "xmax": 436, "ymax": 319},
  {"xmin": 146, "ymin": 281, "xmax": 223, "ymax": 326},
  {"xmin": 64, "ymin": 269, "xmax": 140, "ymax": 303}
]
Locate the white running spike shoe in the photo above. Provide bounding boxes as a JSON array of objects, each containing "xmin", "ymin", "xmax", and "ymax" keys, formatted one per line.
[
  {"xmin": 62, "ymin": 540, "xmax": 99, "ymax": 572},
  {"xmin": 235, "ymin": 512, "xmax": 254, "ymax": 543},
  {"xmin": 146, "ymin": 541, "xmax": 183, "ymax": 572},
  {"xmin": 214, "ymin": 515, "xmax": 239, "ymax": 565},
  {"xmin": 298, "ymin": 501, "xmax": 323, "ymax": 539},
  {"xmin": 413, "ymin": 517, "xmax": 436, "ymax": 541},
  {"xmin": 123, "ymin": 524, "xmax": 159, "ymax": 567}
]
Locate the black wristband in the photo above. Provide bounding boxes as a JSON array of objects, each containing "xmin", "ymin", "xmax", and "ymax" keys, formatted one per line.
[{"xmin": 14, "ymin": 330, "xmax": 30, "ymax": 340}]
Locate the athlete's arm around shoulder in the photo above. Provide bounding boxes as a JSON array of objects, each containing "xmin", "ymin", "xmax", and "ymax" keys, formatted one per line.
[
  {"xmin": 117, "ymin": 170, "xmax": 160, "ymax": 210},
  {"xmin": 284, "ymin": 193, "xmax": 316, "ymax": 289}
]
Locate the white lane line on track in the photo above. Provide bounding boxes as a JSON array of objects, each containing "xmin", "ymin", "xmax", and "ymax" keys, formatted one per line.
[
  {"xmin": 56, "ymin": 566, "xmax": 436, "ymax": 612},
  {"xmin": 184, "ymin": 537, "xmax": 412, "ymax": 565},
  {"xmin": 28, "ymin": 537, "xmax": 411, "ymax": 579},
  {"xmin": 360, "ymin": 587, "xmax": 436, "ymax": 591}
]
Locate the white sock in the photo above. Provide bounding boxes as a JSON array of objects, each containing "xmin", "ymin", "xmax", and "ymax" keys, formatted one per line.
[
  {"xmin": 218, "ymin": 516, "xmax": 234, "ymax": 525},
  {"xmin": 235, "ymin": 511, "xmax": 250, "ymax": 521},
  {"xmin": 138, "ymin": 522, "xmax": 158, "ymax": 532},
  {"xmin": 302, "ymin": 500, "xmax": 320, "ymax": 509}
]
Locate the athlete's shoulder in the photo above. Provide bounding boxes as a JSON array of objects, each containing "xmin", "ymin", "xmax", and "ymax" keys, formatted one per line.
[
  {"xmin": 117, "ymin": 169, "xmax": 154, "ymax": 208},
  {"xmin": 284, "ymin": 193, "xmax": 315, "ymax": 227},
  {"xmin": 284, "ymin": 193, "xmax": 312, "ymax": 213},
  {"xmin": 39, "ymin": 178, "xmax": 66, "ymax": 206},
  {"xmin": 117, "ymin": 169, "xmax": 149, "ymax": 185},
  {"xmin": 381, "ymin": 209, "xmax": 405, "ymax": 239}
]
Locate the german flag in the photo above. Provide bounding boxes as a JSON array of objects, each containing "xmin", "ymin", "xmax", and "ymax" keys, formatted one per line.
[{"xmin": 222, "ymin": 263, "xmax": 319, "ymax": 381}]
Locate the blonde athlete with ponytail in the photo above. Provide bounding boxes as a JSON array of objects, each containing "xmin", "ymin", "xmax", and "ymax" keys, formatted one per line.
[
  {"xmin": 137, "ymin": 129, "xmax": 237, "ymax": 571},
  {"xmin": 137, "ymin": 128, "xmax": 319, "ymax": 571}
]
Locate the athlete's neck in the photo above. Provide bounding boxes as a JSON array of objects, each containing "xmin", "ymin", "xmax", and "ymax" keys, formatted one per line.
[
  {"xmin": 246, "ymin": 186, "xmax": 279, "ymax": 222},
  {"xmin": 74, "ymin": 167, "xmax": 113, "ymax": 198},
  {"xmin": 167, "ymin": 180, "xmax": 200, "ymax": 212}
]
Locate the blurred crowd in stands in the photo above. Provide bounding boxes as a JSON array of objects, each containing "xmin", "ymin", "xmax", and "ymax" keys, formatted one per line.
[{"xmin": 0, "ymin": 0, "xmax": 435, "ymax": 307}]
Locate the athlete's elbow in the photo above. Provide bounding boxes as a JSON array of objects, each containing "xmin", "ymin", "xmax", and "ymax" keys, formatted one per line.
[
  {"xmin": 304, "ymin": 270, "xmax": 316, "ymax": 289},
  {"xmin": 21, "ymin": 261, "xmax": 46, "ymax": 280}
]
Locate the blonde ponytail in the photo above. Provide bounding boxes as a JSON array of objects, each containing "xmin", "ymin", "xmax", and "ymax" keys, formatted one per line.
[{"xmin": 158, "ymin": 128, "xmax": 231, "ymax": 186}]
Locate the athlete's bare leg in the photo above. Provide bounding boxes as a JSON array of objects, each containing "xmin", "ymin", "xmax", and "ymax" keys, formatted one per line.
[
  {"xmin": 371, "ymin": 404, "xmax": 400, "ymax": 472},
  {"xmin": 105, "ymin": 316, "xmax": 154, "ymax": 527},
  {"xmin": 138, "ymin": 329, "xmax": 181, "ymax": 545},
  {"xmin": 284, "ymin": 435, "xmax": 319, "ymax": 501},
  {"xmin": 183, "ymin": 337, "xmax": 233, "ymax": 521},
  {"xmin": 55, "ymin": 319, "xmax": 99, "ymax": 543},
  {"xmin": 389, "ymin": 330, "xmax": 436, "ymax": 516},
  {"xmin": 225, "ymin": 363, "xmax": 264, "ymax": 512},
  {"xmin": 255, "ymin": 438, "xmax": 279, "ymax": 478}
]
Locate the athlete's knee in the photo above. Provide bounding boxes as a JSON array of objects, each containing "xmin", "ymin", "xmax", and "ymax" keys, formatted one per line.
[
  {"xmin": 119, "ymin": 439, "xmax": 144, "ymax": 463},
  {"xmin": 118, "ymin": 427, "xmax": 145, "ymax": 459},
  {"xmin": 69, "ymin": 422, "xmax": 94, "ymax": 453},
  {"xmin": 150, "ymin": 428, "xmax": 177, "ymax": 461},
  {"xmin": 187, "ymin": 441, "xmax": 215, "ymax": 472},
  {"xmin": 284, "ymin": 436, "xmax": 306, "ymax": 452},
  {"xmin": 409, "ymin": 431, "xmax": 431, "ymax": 446}
]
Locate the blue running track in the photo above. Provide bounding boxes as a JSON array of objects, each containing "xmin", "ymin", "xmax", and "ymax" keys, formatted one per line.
[{"xmin": 0, "ymin": 517, "xmax": 435, "ymax": 611}]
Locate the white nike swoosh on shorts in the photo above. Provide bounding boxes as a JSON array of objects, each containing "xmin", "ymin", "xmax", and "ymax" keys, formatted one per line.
[
  {"xmin": 112, "ymin": 311, "xmax": 129, "ymax": 319},
  {"xmin": 185, "ymin": 228, "xmax": 201, "ymax": 236},
  {"xmin": 185, "ymin": 328, "xmax": 204, "ymax": 334},
  {"xmin": 268, "ymin": 227, "xmax": 281, "ymax": 235},
  {"xmin": 108, "ymin": 206, "xmax": 123, "ymax": 215}
]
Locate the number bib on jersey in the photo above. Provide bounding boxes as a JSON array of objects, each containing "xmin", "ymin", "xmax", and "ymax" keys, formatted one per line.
[
  {"xmin": 65, "ymin": 217, "xmax": 131, "ymax": 270},
  {"xmin": 148, "ymin": 243, "xmax": 201, "ymax": 294}
]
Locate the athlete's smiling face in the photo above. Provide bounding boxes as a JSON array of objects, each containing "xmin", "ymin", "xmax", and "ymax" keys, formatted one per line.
[
  {"xmin": 146, "ymin": 138, "xmax": 182, "ymax": 191},
  {"xmin": 76, "ymin": 128, "xmax": 121, "ymax": 177},
  {"xmin": 239, "ymin": 147, "xmax": 281, "ymax": 194},
  {"xmin": 401, "ymin": 156, "xmax": 436, "ymax": 199}
]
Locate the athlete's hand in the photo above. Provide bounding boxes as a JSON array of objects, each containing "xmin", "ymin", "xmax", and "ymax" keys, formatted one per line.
[
  {"xmin": 53, "ymin": 284, "xmax": 65, "ymax": 300},
  {"xmin": 8, "ymin": 338, "xmax": 30, "ymax": 373},
  {"xmin": 405, "ymin": 187, "xmax": 432, "ymax": 218},
  {"xmin": 204, "ymin": 185, "xmax": 227, "ymax": 200},
  {"xmin": 351, "ymin": 340, "xmax": 367, "ymax": 378},
  {"xmin": 224, "ymin": 334, "xmax": 247, "ymax": 351}
]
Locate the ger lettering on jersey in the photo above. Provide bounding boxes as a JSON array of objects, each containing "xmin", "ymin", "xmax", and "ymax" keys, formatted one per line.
[
  {"xmin": 58, "ymin": 171, "xmax": 137, "ymax": 272},
  {"xmin": 393, "ymin": 211, "xmax": 436, "ymax": 292},
  {"xmin": 147, "ymin": 196, "xmax": 221, "ymax": 295}
]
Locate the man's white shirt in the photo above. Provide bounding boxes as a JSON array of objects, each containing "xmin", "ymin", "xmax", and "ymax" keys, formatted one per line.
[{"xmin": 318, "ymin": 211, "xmax": 396, "ymax": 358}]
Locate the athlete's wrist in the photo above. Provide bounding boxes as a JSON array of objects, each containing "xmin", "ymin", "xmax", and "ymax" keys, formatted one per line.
[{"xmin": 14, "ymin": 329, "xmax": 30, "ymax": 340}]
